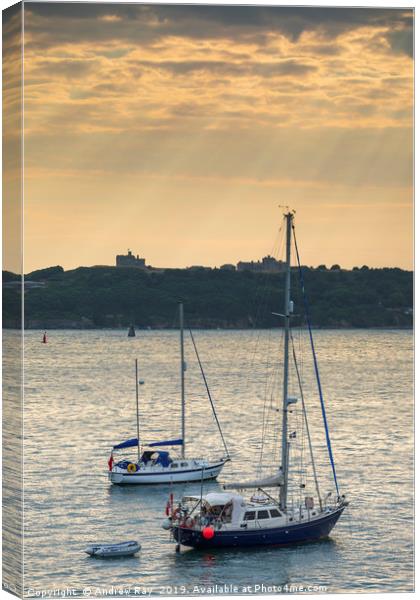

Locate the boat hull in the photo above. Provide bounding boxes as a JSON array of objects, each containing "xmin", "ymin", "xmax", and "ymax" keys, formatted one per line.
[
  {"xmin": 85, "ymin": 541, "xmax": 141, "ymax": 557},
  {"xmin": 109, "ymin": 461, "xmax": 226, "ymax": 485},
  {"xmin": 172, "ymin": 505, "xmax": 346, "ymax": 549}
]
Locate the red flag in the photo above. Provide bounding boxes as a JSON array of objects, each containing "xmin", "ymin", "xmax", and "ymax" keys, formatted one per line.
[{"xmin": 108, "ymin": 454, "xmax": 114, "ymax": 471}]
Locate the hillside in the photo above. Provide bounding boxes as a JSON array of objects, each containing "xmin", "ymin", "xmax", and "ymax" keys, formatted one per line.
[{"xmin": 2, "ymin": 265, "xmax": 413, "ymax": 329}]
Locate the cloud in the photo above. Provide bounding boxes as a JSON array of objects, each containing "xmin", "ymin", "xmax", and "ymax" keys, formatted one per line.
[
  {"xmin": 19, "ymin": 3, "xmax": 413, "ymax": 196},
  {"xmin": 134, "ymin": 58, "xmax": 316, "ymax": 78},
  {"xmin": 24, "ymin": 124, "xmax": 412, "ymax": 189},
  {"xmin": 0, "ymin": 4, "xmax": 412, "ymax": 274},
  {"xmin": 24, "ymin": 5, "xmax": 413, "ymax": 56},
  {"xmin": 386, "ymin": 29, "xmax": 413, "ymax": 57},
  {"xmin": 34, "ymin": 58, "xmax": 97, "ymax": 79}
]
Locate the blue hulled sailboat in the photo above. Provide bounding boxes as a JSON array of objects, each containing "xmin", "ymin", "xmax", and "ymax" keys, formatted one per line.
[{"xmin": 163, "ymin": 211, "xmax": 348, "ymax": 549}]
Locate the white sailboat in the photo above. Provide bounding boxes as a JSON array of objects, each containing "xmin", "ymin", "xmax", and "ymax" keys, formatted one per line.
[
  {"xmin": 108, "ymin": 303, "xmax": 230, "ymax": 484},
  {"xmin": 164, "ymin": 211, "xmax": 348, "ymax": 548}
]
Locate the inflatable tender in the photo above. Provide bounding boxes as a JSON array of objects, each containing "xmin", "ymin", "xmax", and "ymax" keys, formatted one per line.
[{"xmin": 85, "ymin": 540, "xmax": 141, "ymax": 558}]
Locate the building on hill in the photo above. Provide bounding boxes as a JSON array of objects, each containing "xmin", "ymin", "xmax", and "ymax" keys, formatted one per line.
[
  {"xmin": 187, "ymin": 265, "xmax": 212, "ymax": 271},
  {"xmin": 116, "ymin": 249, "xmax": 146, "ymax": 268},
  {"xmin": 237, "ymin": 255, "xmax": 284, "ymax": 273}
]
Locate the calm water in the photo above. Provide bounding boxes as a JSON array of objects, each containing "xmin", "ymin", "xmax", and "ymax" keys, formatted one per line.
[{"xmin": 6, "ymin": 329, "xmax": 414, "ymax": 594}]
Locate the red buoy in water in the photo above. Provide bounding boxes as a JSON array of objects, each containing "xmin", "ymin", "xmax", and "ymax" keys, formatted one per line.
[
  {"xmin": 42, "ymin": 332, "xmax": 47, "ymax": 343},
  {"xmin": 202, "ymin": 526, "xmax": 215, "ymax": 540}
]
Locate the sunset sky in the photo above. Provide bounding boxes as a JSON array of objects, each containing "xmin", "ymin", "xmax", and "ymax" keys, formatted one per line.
[{"xmin": 4, "ymin": 2, "xmax": 414, "ymax": 272}]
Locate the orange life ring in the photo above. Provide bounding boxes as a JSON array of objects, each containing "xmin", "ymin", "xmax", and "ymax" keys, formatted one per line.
[{"xmin": 127, "ymin": 463, "xmax": 137, "ymax": 473}]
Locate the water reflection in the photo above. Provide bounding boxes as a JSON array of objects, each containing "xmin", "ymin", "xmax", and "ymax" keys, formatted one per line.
[{"xmin": 17, "ymin": 329, "xmax": 413, "ymax": 593}]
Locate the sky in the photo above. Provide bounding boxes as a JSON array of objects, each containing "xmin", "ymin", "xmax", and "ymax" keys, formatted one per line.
[{"xmin": 3, "ymin": 2, "xmax": 414, "ymax": 272}]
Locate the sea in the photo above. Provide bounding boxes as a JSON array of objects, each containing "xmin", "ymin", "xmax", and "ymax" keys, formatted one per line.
[{"xmin": 3, "ymin": 329, "xmax": 414, "ymax": 595}]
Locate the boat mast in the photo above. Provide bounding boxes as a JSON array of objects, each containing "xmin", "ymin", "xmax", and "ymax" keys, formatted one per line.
[
  {"xmin": 280, "ymin": 211, "xmax": 293, "ymax": 510},
  {"xmin": 179, "ymin": 302, "xmax": 186, "ymax": 458},
  {"xmin": 135, "ymin": 358, "xmax": 141, "ymax": 464}
]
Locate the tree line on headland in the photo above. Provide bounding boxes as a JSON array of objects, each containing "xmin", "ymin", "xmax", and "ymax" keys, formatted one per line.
[{"xmin": 3, "ymin": 264, "xmax": 413, "ymax": 329}]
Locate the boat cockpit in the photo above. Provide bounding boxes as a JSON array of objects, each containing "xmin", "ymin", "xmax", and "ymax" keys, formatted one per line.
[{"xmin": 115, "ymin": 450, "xmax": 172, "ymax": 471}]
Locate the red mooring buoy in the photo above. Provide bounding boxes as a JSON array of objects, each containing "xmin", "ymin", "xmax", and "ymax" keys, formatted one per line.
[
  {"xmin": 202, "ymin": 526, "xmax": 215, "ymax": 540},
  {"xmin": 42, "ymin": 332, "xmax": 47, "ymax": 344}
]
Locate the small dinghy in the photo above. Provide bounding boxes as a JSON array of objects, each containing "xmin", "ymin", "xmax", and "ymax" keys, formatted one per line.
[{"xmin": 85, "ymin": 540, "xmax": 140, "ymax": 558}]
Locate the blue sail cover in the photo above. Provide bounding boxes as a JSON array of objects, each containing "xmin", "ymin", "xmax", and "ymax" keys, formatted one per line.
[
  {"xmin": 113, "ymin": 438, "xmax": 139, "ymax": 450},
  {"xmin": 148, "ymin": 439, "xmax": 183, "ymax": 447}
]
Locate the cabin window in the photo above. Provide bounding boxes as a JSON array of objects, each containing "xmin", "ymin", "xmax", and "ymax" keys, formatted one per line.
[
  {"xmin": 243, "ymin": 511, "xmax": 256, "ymax": 521},
  {"xmin": 270, "ymin": 509, "xmax": 281, "ymax": 518},
  {"xmin": 257, "ymin": 510, "xmax": 270, "ymax": 519},
  {"xmin": 180, "ymin": 462, "xmax": 188, "ymax": 467},
  {"xmin": 171, "ymin": 463, "xmax": 178, "ymax": 468}
]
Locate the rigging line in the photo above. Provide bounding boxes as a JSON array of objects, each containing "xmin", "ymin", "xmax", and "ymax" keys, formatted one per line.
[
  {"xmin": 242, "ymin": 224, "xmax": 285, "ymax": 385},
  {"xmin": 256, "ymin": 338, "xmax": 273, "ymax": 476},
  {"xmin": 244, "ymin": 225, "xmax": 286, "ymax": 476},
  {"xmin": 298, "ymin": 396, "xmax": 307, "ymax": 492},
  {"xmin": 265, "ymin": 362, "xmax": 278, "ymax": 467},
  {"xmin": 258, "ymin": 331, "xmax": 281, "ymax": 476},
  {"xmin": 290, "ymin": 332, "xmax": 323, "ymax": 511},
  {"xmin": 272, "ymin": 362, "xmax": 282, "ymax": 462},
  {"xmin": 292, "ymin": 224, "xmax": 340, "ymax": 497},
  {"xmin": 188, "ymin": 327, "xmax": 230, "ymax": 459},
  {"xmin": 292, "ymin": 279, "xmax": 307, "ymax": 494},
  {"xmin": 298, "ymin": 327, "xmax": 308, "ymax": 495},
  {"xmin": 236, "ymin": 225, "xmax": 285, "ymax": 447}
]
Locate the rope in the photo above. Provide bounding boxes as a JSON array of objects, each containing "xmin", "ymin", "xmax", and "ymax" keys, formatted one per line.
[
  {"xmin": 292, "ymin": 223, "xmax": 340, "ymax": 497},
  {"xmin": 237, "ymin": 225, "xmax": 285, "ymax": 414},
  {"xmin": 290, "ymin": 331, "xmax": 323, "ymax": 510},
  {"xmin": 188, "ymin": 328, "xmax": 231, "ymax": 459},
  {"xmin": 256, "ymin": 330, "xmax": 283, "ymax": 477}
]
